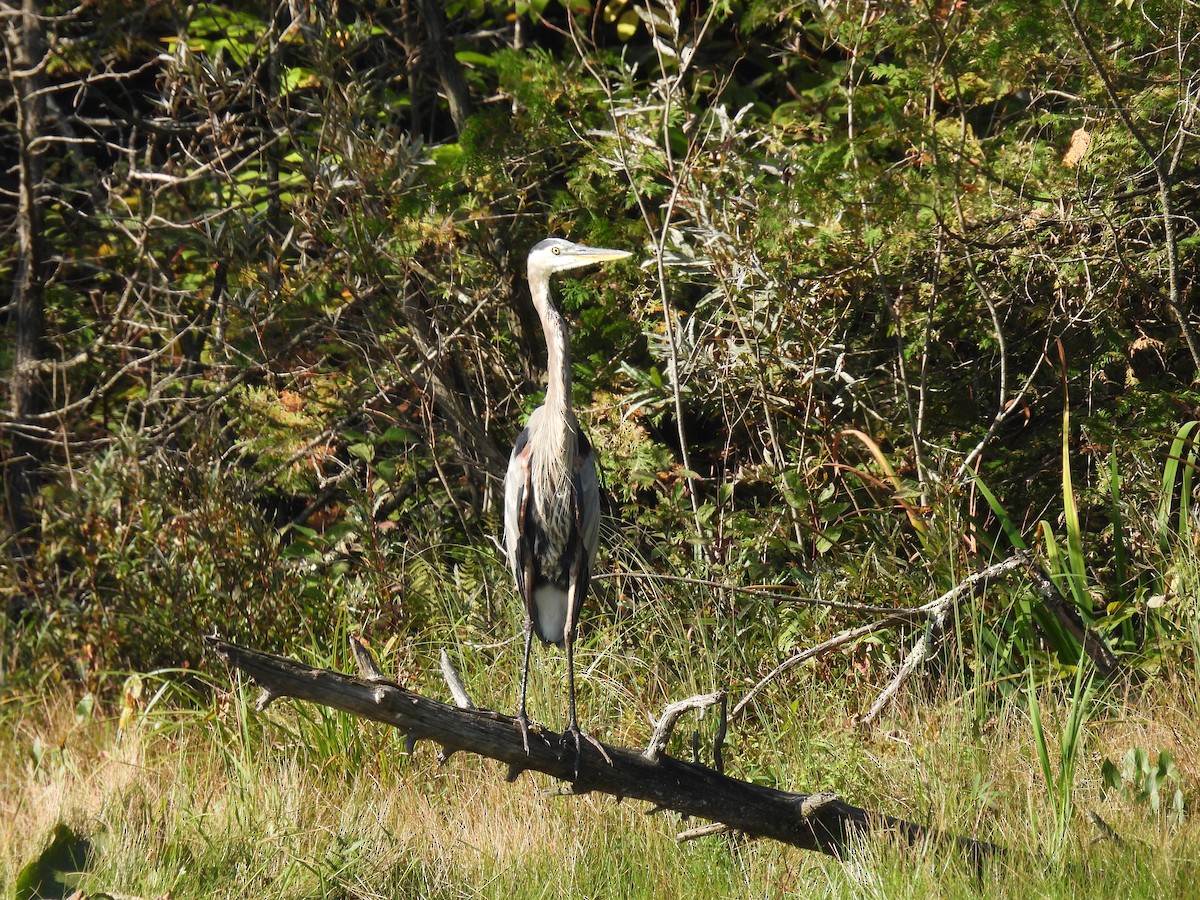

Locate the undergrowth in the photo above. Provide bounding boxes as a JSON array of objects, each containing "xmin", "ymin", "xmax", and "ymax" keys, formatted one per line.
[{"xmin": 4, "ymin": 633, "xmax": 1200, "ymax": 898}]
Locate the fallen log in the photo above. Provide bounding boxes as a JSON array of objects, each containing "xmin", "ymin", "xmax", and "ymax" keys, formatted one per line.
[{"xmin": 205, "ymin": 634, "xmax": 1001, "ymax": 867}]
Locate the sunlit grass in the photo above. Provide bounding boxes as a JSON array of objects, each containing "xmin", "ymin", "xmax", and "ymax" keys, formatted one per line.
[
  {"xmin": 7, "ymin": 522, "xmax": 1200, "ymax": 897},
  {"xmin": 5, "ymin": 653, "xmax": 1200, "ymax": 898}
]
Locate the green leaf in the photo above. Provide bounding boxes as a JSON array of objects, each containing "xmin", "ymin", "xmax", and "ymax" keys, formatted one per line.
[
  {"xmin": 281, "ymin": 66, "xmax": 319, "ymax": 94},
  {"xmin": 969, "ymin": 472, "xmax": 1027, "ymax": 551},
  {"xmin": 1101, "ymin": 757, "xmax": 1121, "ymax": 794},
  {"xmin": 1156, "ymin": 421, "xmax": 1199, "ymax": 552},
  {"xmin": 1027, "ymin": 679, "xmax": 1054, "ymax": 801},
  {"xmin": 15, "ymin": 823, "xmax": 92, "ymax": 900},
  {"xmin": 455, "ymin": 50, "xmax": 497, "ymax": 68},
  {"xmin": 616, "ymin": 9, "xmax": 640, "ymax": 41},
  {"xmin": 381, "ymin": 427, "xmax": 419, "ymax": 444},
  {"xmin": 1108, "ymin": 450, "xmax": 1128, "ymax": 605},
  {"xmin": 348, "ymin": 442, "xmax": 375, "ymax": 463},
  {"xmin": 1059, "ymin": 398, "xmax": 1089, "ymax": 610},
  {"xmin": 430, "ymin": 143, "xmax": 464, "ymax": 165}
]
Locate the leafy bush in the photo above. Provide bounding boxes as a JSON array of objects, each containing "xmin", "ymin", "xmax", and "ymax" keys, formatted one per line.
[
  {"xmin": 9, "ymin": 438, "xmax": 323, "ymax": 681},
  {"xmin": 3, "ymin": 0, "xmax": 1200, "ymax": 712}
]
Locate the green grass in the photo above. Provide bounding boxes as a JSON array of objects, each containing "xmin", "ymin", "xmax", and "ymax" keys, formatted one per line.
[
  {"xmin": 4, "ymin": 655, "xmax": 1200, "ymax": 898},
  {"xmin": 6, "ymin": 506, "xmax": 1200, "ymax": 898}
]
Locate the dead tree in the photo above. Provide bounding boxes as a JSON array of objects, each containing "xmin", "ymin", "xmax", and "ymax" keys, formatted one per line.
[{"xmin": 206, "ymin": 634, "xmax": 1002, "ymax": 868}]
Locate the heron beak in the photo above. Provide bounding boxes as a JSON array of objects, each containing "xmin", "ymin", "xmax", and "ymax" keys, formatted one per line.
[
  {"xmin": 580, "ymin": 246, "xmax": 633, "ymax": 261},
  {"xmin": 564, "ymin": 245, "xmax": 633, "ymax": 269}
]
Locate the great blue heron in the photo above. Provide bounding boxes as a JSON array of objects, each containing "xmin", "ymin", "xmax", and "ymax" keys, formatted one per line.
[{"xmin": 504, "ymin": 237, "xmax": 631, "ymax": 773}]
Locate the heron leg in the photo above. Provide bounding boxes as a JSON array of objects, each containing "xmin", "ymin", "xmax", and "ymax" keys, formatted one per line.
[
  {"xmin": 561, "ymin": 550, "xmax": 611, "ymax": 779},
  {"xmin": 517, "ymin": 614, "xmax": 534, "ymax": 753}
]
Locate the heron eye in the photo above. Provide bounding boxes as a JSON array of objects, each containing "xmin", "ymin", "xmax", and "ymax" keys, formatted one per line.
[{"xmin": 552, "ymin": 246, "xmax": 560, "ymax": 255}]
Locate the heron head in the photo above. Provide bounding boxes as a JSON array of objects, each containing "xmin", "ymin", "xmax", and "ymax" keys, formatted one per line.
[{"xmin": 527, "ymin": 238, "xmax": 632, "ymax": 281}]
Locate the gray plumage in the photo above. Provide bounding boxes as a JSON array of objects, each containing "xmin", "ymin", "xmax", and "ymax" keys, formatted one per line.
[
  {"xmin": 504, "ymin": 407, "xmax": 600, "ymax": 645},
  {"xmin": 503, "ymin": 237, "xmax": 629, "ymax": 767}
]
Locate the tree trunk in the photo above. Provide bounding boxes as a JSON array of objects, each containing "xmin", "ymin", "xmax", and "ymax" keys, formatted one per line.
[
  {"xmin": 3, "ymin": 0, "xmax": 49, "ymax": 551},
  {"xmin": 412, "ymin": 0, "xmax": 473, "ymax": 134}
]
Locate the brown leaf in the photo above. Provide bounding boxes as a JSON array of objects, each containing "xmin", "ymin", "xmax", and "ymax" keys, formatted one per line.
[
  {"xmin": 279, "ymin": 389, "xmax": 305, "ymax": 413},
  {"xmin": 1062, "ymin": 128, "xmax": 1091, "ymax": 168}
]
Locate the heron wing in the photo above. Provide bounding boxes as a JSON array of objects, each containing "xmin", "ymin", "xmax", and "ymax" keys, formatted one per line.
[
  {"xmin": 503, "ymin": 424, "xmax": 533, "ymax": 605},
  {"xmin": 575, "ymin": 429, "xmax": 600, "ymax": 575},
  {"xmin": 505, "ymin": 412, "xmax": 600, "ymax": 643}
]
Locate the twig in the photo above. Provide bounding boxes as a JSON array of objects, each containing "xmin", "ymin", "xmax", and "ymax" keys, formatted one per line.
[
  {"xmin": 677, "ymin": 823, "xmax": 731, "ymax": 842},
  {"xmin": 1061, "ymin": 0, "xmax": 1200, "ymax": 375},
  {"xmin": 729, "ymin": 556, "xmax": 1032, "ymax": 724},
  {"xmin": 440, "ymin": 649, "xmax": 475, "ymax": 710},
  {"xmin": 351, "ymin": 634, "xmax": 388, "ymax": 681},
  {"xmin": 1085, "ymin": 810, "xmax": 1124, "ymax": 845},
  {"xmin": 712, "ymin": 692, "xmax": 728, "ymax": 775},
  {"xmin": 857, "ymin": 554, "xmax": 1029, "ymax": 728},
  {"xmin": 731, "ymin": 618, "xmax": 902, "ymax": 722},
  {"xmin": 566, "ymin": 8, "xmax": 722, "ymax": 547},
  {"xmin": 593, "ymin": 570, "xmax": 920, "ymax": 618}
]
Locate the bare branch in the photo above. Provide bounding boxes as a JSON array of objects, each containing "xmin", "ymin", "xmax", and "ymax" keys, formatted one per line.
[
  {"xmin": 857, "ymin": 555, "xmax": 1030, "ymax": 728},
  {"xmin": 677, "ymin": 823, "xmax": 731, "ymax": 842},
  {"xmin": 732, "ymin": 618, "xmax": 902, "ymax": 722},
  {"xmin": 644, "ymin": 692, "xmax": 724, "ymax": 762},
  {"xmin": 206, "ymin": 635, "xmax": 1003, "ymax": 865},
  {"xmin": 351, "ymin": 635, "xmax": 389, "ymax": 682},
  {"xmin": 440, "ymin": 649, "xmax": 476, "ymax": 710},
  {"xmin": 734, "ymin": 554, "xmax": 1065, "ymax": 727}
]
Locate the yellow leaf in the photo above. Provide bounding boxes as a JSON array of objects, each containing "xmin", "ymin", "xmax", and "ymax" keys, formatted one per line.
[
  {"xmin": 602, "ymin": 0, "xmax": 628, "ymax": 25},
  {"xmin": 616, "ymin": 9, "xmax": 639, "ymax": 41}
]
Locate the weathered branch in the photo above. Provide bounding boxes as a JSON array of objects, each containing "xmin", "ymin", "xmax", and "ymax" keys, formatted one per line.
[
  {"xmin": 1022, "ymin": 560, "xmax": 1118, "ymax": 677},
  {"xmin": 735, "ymin": 552, "xmax": 1117, "ymax": 732},
  {"xmin": 439, "ymin": 649, "xmax": 475, "ymax": 710},
  {"xmin": 857, "ymin": 554, "xmax": 1030, "ymax": 728},
  {"xmin": 205, "ymin": 635, "xmax": 1002, "ymax": 866},
  {"xmin": 644, "ymin": 692, "xmax": 723, "ymax": 762},
  {"xmin": 677, "ymin": 822, "xmax": 731, "ymax": 842}
]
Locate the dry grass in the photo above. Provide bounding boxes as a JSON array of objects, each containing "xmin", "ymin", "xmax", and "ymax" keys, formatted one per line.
[{"xmin": 4, "ymin": 664, "xmax": 1200, "ymax": 898}]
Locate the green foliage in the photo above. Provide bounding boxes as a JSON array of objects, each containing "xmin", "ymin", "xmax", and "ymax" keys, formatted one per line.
[
  {"xmin": 8, "ymin": 440, "xmax": 330, "ymax": 680},
  {"xmin": 1027, "ymin": 659, "xmax": 1096, "ymax": 855},
  {"xmin": 1102, "ymin": 747, "xmax": 1186, "ymax": 827},
  {"xmin": 4, "ymin": 6, "xmax": 1200, "ymax": 886},
  {"xmin": 969, "ymin": 414, "xmax": 1200, "ymax": 684}
]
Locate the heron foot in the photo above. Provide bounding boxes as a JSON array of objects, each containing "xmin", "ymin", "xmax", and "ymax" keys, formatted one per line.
[
  {"xmin": 516, "ymin": 709, "xmax": 532, "ymax": 754},
  {"xmin": 561, "ymin": 721, "xmax": 612, "ymax": 780}
]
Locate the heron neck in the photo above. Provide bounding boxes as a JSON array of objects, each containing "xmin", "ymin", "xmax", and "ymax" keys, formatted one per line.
[{"xmin": 532, "ymin": 276, "xmax": 572, "ymax": 420}]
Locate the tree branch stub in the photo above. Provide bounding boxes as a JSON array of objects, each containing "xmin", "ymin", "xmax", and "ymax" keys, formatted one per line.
[{"xmin": 644, "ymin": 691, "xmax": 725, "ymax": 762}]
